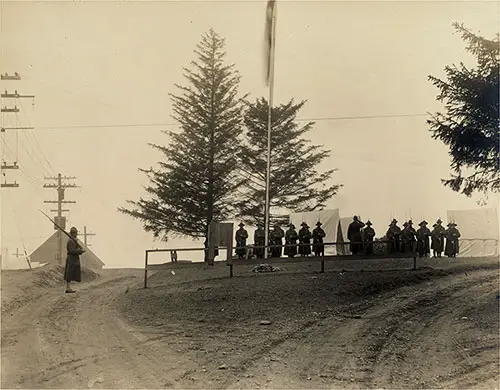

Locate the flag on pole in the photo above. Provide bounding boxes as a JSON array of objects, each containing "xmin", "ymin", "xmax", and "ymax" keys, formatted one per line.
[{"xmin": 264, "ymin": 0, "xmax": 277, "ymax": 86}]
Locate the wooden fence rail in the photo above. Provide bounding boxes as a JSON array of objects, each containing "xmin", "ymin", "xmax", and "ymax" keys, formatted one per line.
[{"xmin": 143, "ymin": 240, "xmax": 418, "ymax": 288}]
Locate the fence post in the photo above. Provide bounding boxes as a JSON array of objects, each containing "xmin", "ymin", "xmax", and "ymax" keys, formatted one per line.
[
  {"xmin": 144, "ymin": 250, "xmax": 149, "ymax": 289},
  {"xmin": 170, "ymin": 250, "xmax": 178, "ymax": 263},
  {"xmin": 229, "ymin": 264, "xmax": 234, "ymax": 278},
  {"xmin": 321, "ymin": 247, "xmax": 325, "ymax": 273}
]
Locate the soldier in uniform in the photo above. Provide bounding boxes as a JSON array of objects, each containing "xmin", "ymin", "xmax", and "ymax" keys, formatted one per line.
[
  {"xmin": 64, "ymin": 227, "xmax": 85, "ymax": 294},
  {"xmin": 386, "ymin": 219, "xmax": 401, "ymax": 254},
  {"xmin": 235, "ymin": 222, "xmax": 248, "ymax": 259},
  {"xmin": 363, "ymin": 220, "xmax": 376, "ymax": 255},
  {"xmin": 444, "ymin": 222, "xmax": 461, "ymax": 257},
  {"xmin": 270, "ymin": 223, "xmax": 285, "ymax": 258},
  {"xmin": 416, "ymin": 220, "xmax": 431, "ymax": 257},
  {"xmin": 347, "ymin": 216, "xmax": 365, "ymax": 255},
  {"xmin": 254, "ymin": 223, "xmax": 266, "ymax": 259},
  {"xmin": 298, "ymin": 222, "xmax": 312, "ymax": 256},
  {"xmin": 431, "ymin": 219, "xmax": 445, "ymax": 257},
  {"xmin": 401, "ymin": 220, "xmax": 417, "ymax": 253},
  {"xmin": 312, "ymin": 221, "xmax": 326, "ymax": 257},
  {"xmin": 284, "ymin": 224, "xmax": 299, "ymax": 258}
]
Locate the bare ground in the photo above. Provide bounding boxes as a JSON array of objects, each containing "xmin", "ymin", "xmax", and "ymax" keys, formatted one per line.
[{"xmin": 1, "ymin": 256, "xmax": 499, "ymax": 389}]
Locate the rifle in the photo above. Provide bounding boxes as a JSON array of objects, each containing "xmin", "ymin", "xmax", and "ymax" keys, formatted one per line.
[{"xmin": 39, "ymin": 210, "xmax": 86, "ymax": 251}]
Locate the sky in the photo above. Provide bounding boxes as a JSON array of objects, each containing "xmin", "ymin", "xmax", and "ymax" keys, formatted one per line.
[{"xmin": 1, "ymin": 0, "xmax": 499, "ymax": 268}]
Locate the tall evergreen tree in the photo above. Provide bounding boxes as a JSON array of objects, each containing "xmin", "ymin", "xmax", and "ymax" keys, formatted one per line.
[
  {"xmin": 119, "ymin": 29, "xmax": 246, "ymax": 241},
  {"xmin": 428, "ymin": 23, "xmax": 499, "ymax": 195},
  {"xmin": 235, "ymin": 98, "xmax": 342, "ymax": 226}
]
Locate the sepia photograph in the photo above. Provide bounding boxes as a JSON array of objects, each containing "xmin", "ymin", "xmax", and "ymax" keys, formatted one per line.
[{"xmin": 1, "ymin": 0, "xmax": 499, "ymax": 388}]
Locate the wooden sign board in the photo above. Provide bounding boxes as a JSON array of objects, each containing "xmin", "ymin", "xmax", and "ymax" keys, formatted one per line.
[
  {"xmin": 207, "ymin": 222, "xmax": 234, "ymax": 266},
  {"xmin": 54, "ymin": 216, "xmax": 66, "ymax": 230}
]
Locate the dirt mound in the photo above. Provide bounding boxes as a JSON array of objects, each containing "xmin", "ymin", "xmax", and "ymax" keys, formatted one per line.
[
  {"xmin": 31, "ymin": 265, "xmax": 99, "ymax": 288},
  {"xmin": 1, "ymin": 264, "xmax": 100, "ymax": 314}
]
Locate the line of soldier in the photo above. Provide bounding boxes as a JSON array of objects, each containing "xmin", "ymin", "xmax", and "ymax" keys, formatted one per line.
[
  {"xmin": 234, "ymin": 221, "xmax": 327, "ymax": 259},
  {"xmin": 234, "ymin": 216, "xmax": 461, "ymax": 259},
  {"xmin": 384, "ymin": 217, "xmax": 461, "ymax": 258}
]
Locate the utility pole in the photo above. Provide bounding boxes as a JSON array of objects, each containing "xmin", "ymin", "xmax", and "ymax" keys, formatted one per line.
[
  {"xmin": 43, "ymin": 174, "xmax": 78, "ymax": 265},
  {"xmin": 0, "ymin": 72, "xmax": 35, "ymax": 188},
  {"xmin": 78, "ymin": 226, "xmax": 95, "ymax": 247}
]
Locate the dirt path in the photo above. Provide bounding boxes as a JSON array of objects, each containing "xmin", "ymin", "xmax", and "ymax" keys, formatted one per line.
[
  {"xmin": 2, "ymin": 262, "xmax": 498, "ymax": 389},
  {"xmin": 229, "ymin": 269, "xmax": 499, "ymax": 389},
  {"xmin": 1, "ymin": 269, "xmax": 199, "ymax": 389}
]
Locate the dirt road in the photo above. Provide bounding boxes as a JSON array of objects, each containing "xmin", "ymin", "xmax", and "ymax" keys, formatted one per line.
[
  {"xmin": 1, "ymin": 268, "xmax": 196, "ymax": 389},
  {"xmin": 1, "ymin": 259, "xmax": 498, "ymax": 389},
  {"xmin": 230, "ymin": 269, "xmax": 499, "ymax": 389}
]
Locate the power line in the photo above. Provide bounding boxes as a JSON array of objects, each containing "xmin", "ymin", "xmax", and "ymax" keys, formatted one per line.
[
  {"xmin": 35, "ymin": 113, "xmax": 428, "ymax": 130},
  {"xmin": 299, "ymin": 113, "xmax": 427, "ymax": 121},
  {"xmin": 6, "ymin": 189, "xmax": 32, "ymax": 269}
]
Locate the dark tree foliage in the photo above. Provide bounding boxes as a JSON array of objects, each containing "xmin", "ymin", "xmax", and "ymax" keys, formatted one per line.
[
  {"xmin": 119, "ymin": 29, "xmax": 246, "ymax": 241},
  {"xmin": 235, "ymin": 97, "xmax": 342, "ymax": 226},
  {"xmin": 428, "ymin": 23, "xmax": 499, "ymax": 196}
]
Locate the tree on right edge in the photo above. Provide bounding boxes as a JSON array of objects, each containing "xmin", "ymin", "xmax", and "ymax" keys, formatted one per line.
[
  {"xmin": 428, "ymin": 23, "xmax": 499, "ymax": 196},
  {"xmin": 235, "ymin": 97, "xmax": 342, "ymax": 226}
]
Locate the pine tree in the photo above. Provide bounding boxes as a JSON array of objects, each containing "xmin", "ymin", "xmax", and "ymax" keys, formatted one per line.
[
  {"xmin": 119, "ymin": 29, "xmax": 246, "ymax": 241},
  {"xmin": 235, "ymin": 97, "xmax": 342, "ymax": 226},
  {"xmin": 428, "ymin": 23, "xmax": 499, "ymax": 195}
]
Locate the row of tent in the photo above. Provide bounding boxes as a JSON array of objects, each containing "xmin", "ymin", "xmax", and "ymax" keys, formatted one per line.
[{"xmin": 289, "ymin": 208, "xmax": 499, "ymax": 258}]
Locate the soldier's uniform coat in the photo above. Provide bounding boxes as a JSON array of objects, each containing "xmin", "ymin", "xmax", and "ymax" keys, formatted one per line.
[
  {"xmin": 347, "ymin": 218, "xmax": 365, "ymax": 255},
  {"xmin": 431, "ymin": 221, "xmax": 446, "ymax": 256},
  {"xmin": 284, "ymin": 226, "xmax": 299, "ymax": 257},
  {"xmin": 444, "ymin": 224, "xmax": 461, "ymax": 257},
  {"xmin": 401, "ymin": 222, "xmax": 417, "ymax": 253},
  {"xmin": 362, "ymin": 222, "xmax": 376, "ymax": 255},
  {"xmin": 270, "ymin": 226, "xmax": 285, "ymax": 258},
  {"xmin": 254, "ymin": 227, "xmax": 266, "ymax": 259},
  {"xmin": 235, "ymin": 225, "xmax": 248, "ymax": 258},
  {"xmin": 64, "ymin": 238, "xmax": 84, "ymax": 283},
  {"xmin": 312, "ymin": 223, "xmax": 326, "ymax": 257},
  {"xmin": 386, "ymin": 220, "xmax": 402, "ymax": 253},
  {"xmin": 416, "ymin": 222, "xmax": 431, "ymax": 257},
  {"xmin": 298, "ymin": 223, "xmax": 312, "ymax": 256}
]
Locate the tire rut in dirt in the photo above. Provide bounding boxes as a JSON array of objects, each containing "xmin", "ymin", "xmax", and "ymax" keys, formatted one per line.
[
  {"xmin": 227, "ymin": 271, "xmax": 498, "ymax": 389},
  {"xmin": 364, "ymin": 273, "xmax": 497, "ymax": 388}
]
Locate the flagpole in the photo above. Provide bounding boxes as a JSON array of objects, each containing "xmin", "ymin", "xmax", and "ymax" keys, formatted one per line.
[{"xmin": 264, "ymin": 1, "xmax": 276, "ymax": 259}]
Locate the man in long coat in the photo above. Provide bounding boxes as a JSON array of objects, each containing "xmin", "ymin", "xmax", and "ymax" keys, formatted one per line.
[
  {"xmin": 445, "ymin": 222, "xmax": 461, "ymax": 257},
  {"xmin": 284, "ymin": 224, "xmax": 299, "ymax": 258},
  {"xmin": 431, "ymin": 219, "xmax": 446, "ymax": 257},
  {"xmin": 363, "ymin": 220, "xmax": 376, "ymax": 255},
  {"xmin": 386, "ymin": 219, "xmax": 401, "ymax": 254},
  {"xmin": 254, "ymin": 224, "xmax": 266, "ymax": 259},
  {"xmin": 401, "ymin": 220, "xmax": 417, "ymax": 253},
  {"xmin": 270, "ymin": 224, "xmax": 285, "ymax": 258},
  {"xmin": 347, "ymin": 216, "xmax": 365, "ymax": 255},
  {"xmin": 64, "ymin": 226, "xmax": 85, "ymax": 294},
  {"xmin": 312, "ymin": 221, "xmax": 326, "ymax": 257},
  {"xmin": 235, "ymin": 222, "xmax": 248, "ymax": 259},
  {"xmin": 298, "ymin": 222, "xmax": 312, "ymax": 256},
  {"xmin": 416, "ymin": 220, "xmax": 431, "ymax": 257}
]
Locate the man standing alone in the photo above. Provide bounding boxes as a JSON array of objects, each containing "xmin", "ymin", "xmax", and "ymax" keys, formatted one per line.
[
  {"xmin": 347, "ymin": 216, "xmax": 365, "ymax": 255},
  {"xmin": 64, "ymin": 227, "xmax": 85, "ymax": 293},
  {"xmin": 235, "ymin": 222, "xmax": 248, "ymax": 259},
  {"xmin": 312, "ymin": 221, "xmax": 326, "ymax": 257}
]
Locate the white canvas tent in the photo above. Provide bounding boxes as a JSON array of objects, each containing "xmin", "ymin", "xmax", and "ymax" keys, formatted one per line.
[
  {"xmin": 337, "ymin": 217, "xmax": 353, "ymax": 255},
  {"xmin": 288, "ymin": 209, "xmax": 340, "ymax": 255},
  {"xmin": 447, "ymin": 208, "xmax": 499, "ymax": 257}
]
